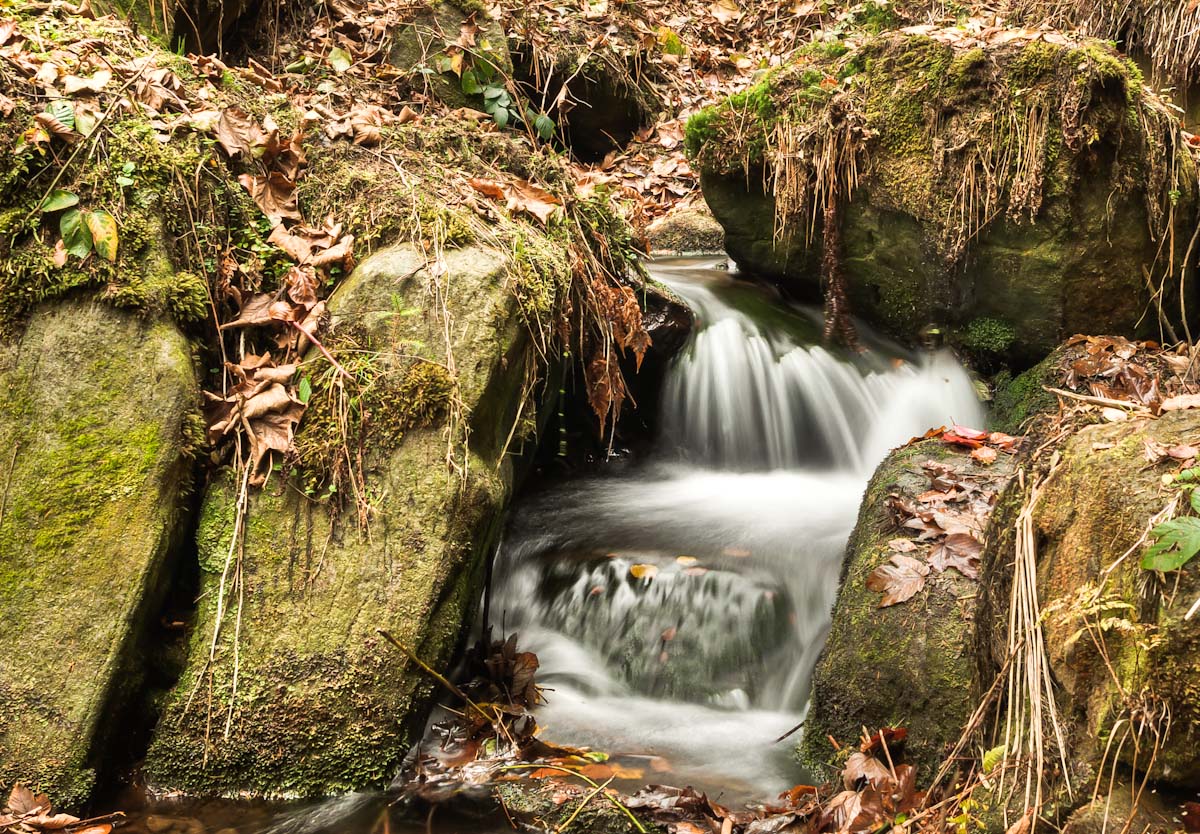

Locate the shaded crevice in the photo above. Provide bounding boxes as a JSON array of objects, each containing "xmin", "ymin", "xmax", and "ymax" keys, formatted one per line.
[
  {"xmin": 89, "ymin": 470, "xmax": 206, "ymax": 809},
  {"xmin": 509, "ymin": 45, "xmax": 658, "ymax": 164}
]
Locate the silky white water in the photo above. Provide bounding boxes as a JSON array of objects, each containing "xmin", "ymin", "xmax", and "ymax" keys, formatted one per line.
[{"xmin": 489, "ymin": 257, "xmax": 984, "ymax": 800}]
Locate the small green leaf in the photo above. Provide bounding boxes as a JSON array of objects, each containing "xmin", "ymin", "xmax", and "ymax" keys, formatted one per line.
[
  {"xmin": 85, "ymin": 210, "xmax": 119, "ymax": 262},
  {"xmin": 483, "ymin": 85, "xmax": 505, "ymax": 100},
  {"xmin": 534, "ymin": 113, "xmax": 555, "ymax": 140},
  {"xmin": 46, "ymin": 98, "xmax": 75, "ymax": 131},
  {"xmin": 60, "ymin": 208, "xmax": 93, "ymax": 258},
  {"xmin": 492, "ymin": 106, "xmax": 509, "ymax": 129},
  {"xmin": 41, "ymin": 189, "xmax": 79, "ymax": 212},
  {"xmin": 461, "ymin": 69, "xmax": 482, "ymax": 95},
  {"xmin": 298, "ymin": 376, "xmax": 313, "ymax": 404},
  {"xmin": 327, "ymin": 46, "xmax": 352, "ymax": 73},
  {"xmin": 116, "ymin": 176, "xmax": 134, "ymax": 188},
  {"xmin": 434, "ymin": 55, "xmax": 453, "ymax": 74},
  {"xmin": 982, "ymin": 744, "xmax": 1006, "ymax": 774},
  {"xmin": 582, "ymin": 751, "xmax": 608, "ymax": 762},
  {"xmin": 1142, "ymin": 516, "xmax": 1200, "ymax": 572}
]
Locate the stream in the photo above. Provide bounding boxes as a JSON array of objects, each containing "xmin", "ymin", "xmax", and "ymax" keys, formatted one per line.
[
  {"xmin": 119, "ymin": 257, "xmax": 983, "ymax": 833},
  {"xmin": 486, "ymin": 257, "xmax": 985, "ymax": 802}
]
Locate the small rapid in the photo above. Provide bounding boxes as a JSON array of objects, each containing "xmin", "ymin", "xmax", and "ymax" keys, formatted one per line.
[{"xmin": 489, "ymin": 257, "xmax": 984, "ymax": 800}]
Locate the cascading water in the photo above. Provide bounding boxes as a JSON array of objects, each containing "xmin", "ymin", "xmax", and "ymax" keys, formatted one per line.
[{"xmin": 489, "ymin": 257, "xmax": 984, "ymax": 800}]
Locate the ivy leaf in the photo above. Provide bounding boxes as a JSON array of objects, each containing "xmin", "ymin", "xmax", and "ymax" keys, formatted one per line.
[
  {"xmin": 40, "ymin": 189, "xmax": 79, "ymax": 212},
  {"xmin": 60, "ymin": 208, "xmax": 93, "ymax": 258},
  {"xmin": 46, "ymin": 98, "xmax": 75, "ymax": 131},
  {"xmin": 327, "ymin": 46, "xmax": 352, "ymax": 73},
  {"xmin": 460, "ymin": 69, "xmax": 482, "ymax": 95},
  {"xmin": 85, "ymin": 210, "xmax": 119, "ymax": 262},
  {"xmin": 1142, "ymin": 516, "xmax": 1200, "ymax": 572},
  {"xmin": 533, "ymin": 113, "xmax": 555, "ymax": 140}
]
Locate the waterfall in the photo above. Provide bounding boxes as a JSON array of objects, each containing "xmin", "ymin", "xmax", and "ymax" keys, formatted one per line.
[{"xmin": 489, "ymin": 257, "xmax": 984, "ymax": 799}]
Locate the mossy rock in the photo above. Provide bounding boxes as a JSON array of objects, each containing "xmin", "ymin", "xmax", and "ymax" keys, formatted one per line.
[
  {"xmin": 493, "ymin": 780, "xmax": 655, "ymax": 834},
  {"xmin": 645, "ymin": 203, "xmax": 725, "ymax": 255},
  {"xmin": 692, "ymin": 31, "xmax": 1197, "ymax": 365},
  {"xmin": 1031, "ymin": 409, "xmax": 1200, "ymax": 786},
  {"xmin": 989, "ymin": 348, "xmax": 1064, "ymax": 434},
  {"xmin": 798, "ymin": 441, "xmax": 1016, "ymax": 780},
  {"xmin": 0, "ymin": 299, "xmax": 199, "ymax": 809},
  {"xmin": 145, "ymin": 244, "xmax": 540, "ymax": 798}
]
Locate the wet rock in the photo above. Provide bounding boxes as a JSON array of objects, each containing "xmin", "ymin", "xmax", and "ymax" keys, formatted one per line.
[
  {"xmin": 494, "ymin": 780, "xmax": 647, "ymax": 834},
  {"xmin": 691, "ymin": 31, "xmax": 1197, "ymax": 365},
  {"xmin": 145, "ymin": 244, "xmax": 548, "ymax": 797},
  {"xmin": 646, "ymin": 203, "xmax": 725, "ymax": 256},
  {"xmin": 0, "ymin": 300, "xmax": 199, "ymax": 808},
  {"xmin": 799, "ymin": 440, "xmax": 1015, "ymax": 778}
]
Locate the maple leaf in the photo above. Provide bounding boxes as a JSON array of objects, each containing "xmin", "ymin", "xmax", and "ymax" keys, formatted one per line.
[
  {"xmin": 928, "ymin": 532, "xmax": 982, "ymax": 579},
  {"xmin": 238, "ymin": 171, "xmax": 302, "ymax": 224},
  {"xmin": 866, "ymin": 554, "xmax": 929, "ymax": 607}
]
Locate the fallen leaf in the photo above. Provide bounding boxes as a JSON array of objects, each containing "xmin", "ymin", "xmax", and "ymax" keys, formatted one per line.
[
  {"xmin": 866, "ymin": 554, "xmax": 929, "ymax": 607},
  {"xmin": 970, "ymin": 446, "xmax": 997, "ymax": 465},
  {"xmin": 629, "ymin": 563, "xmax": 658, "ymax": 580}
]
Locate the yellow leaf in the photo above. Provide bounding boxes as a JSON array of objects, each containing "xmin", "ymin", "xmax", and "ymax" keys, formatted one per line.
[
  {"xmin": 85, "ymin": 210, "xmax": 118, "ymax": 262},
  {"xmin": 629, "ymin": 563, "xmax": 658, "ymax": 580},
  {"xmin": 675, "ymin": 555, "xmax": 698, "ymax": 566}
]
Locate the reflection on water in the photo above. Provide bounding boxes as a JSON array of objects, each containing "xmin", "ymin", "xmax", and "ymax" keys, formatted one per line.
[{"xmin": 488, "ymin": 257, "xmax": 984, "ymax": 802}]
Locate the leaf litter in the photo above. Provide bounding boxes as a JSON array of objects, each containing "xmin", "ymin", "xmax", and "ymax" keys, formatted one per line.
[{"xmin": 867, "ymin": 429, "xmax": 1019, "ymax": 608}]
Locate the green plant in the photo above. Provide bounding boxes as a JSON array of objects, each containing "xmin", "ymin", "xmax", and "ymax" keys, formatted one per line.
[
  {"xmin": 460, "ymin": 59, "xmax": 554, "ymax": 138},
  {"xmin": 1143, "ymin": 468, "xmax": 1200, "ymax": 571}
]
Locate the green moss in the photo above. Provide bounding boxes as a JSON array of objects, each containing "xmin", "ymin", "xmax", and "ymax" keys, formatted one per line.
[{"xmin": 960, "ymin": 317, "xmax": 1017, "ymax": 356}]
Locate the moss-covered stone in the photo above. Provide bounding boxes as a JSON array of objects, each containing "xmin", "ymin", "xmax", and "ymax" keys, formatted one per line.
[
  {"xmin": 645, "ymin": 203, "xmax": 725, "ymax": 255},
  {"xmin": 691, "ymin": 31, "xmax": 1197, "ymax": 364},
  {"xmin": 144, "ymin": 244, "xmax": 541, "ymax": 798},
  {"xmin": 988, "ymin": 349, "xmax": 1063, "ymax": 434},
  {"xmin": 0, "ymin": 299, "xmax": 199, "ymax": 809},
  {"xmin": 799, "ymin": 441, "xmax": 1015, "ymax": 780},
  {"xmin": 1031, "ymin": 410, "xmax": 1200, "ymax": 786},
  {"xmin": 493, "ymin": 780, "xmax": 657, "ymax": 834}
]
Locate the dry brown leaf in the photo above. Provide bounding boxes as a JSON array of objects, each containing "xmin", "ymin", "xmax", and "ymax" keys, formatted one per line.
[
  {"xmin": 238, "ymin": 171, "xmax": 301, "ymax": 224},
  {"xmin": 866, "ymin": 554, "xmax": 929, "ymax": 607}
]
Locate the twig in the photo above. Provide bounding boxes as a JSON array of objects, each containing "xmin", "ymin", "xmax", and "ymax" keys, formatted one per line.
[
  {"xmin": 0, "ymin": 442, "xmax": 19, "ymax": 536},
  {"xmin": 557, "ymin": 776, "xmax": 615, "ymax": 833},
  {"xmin": 498, "ymin": 764, "xmax": 647, "ymax": 833},
  {"xmin": 1044, "ymin": 387, "xmax": 1151, "ymax": 412},
  {"xmin": 376, "ymin": 629, "xmax": 493, "ymax": 724}
]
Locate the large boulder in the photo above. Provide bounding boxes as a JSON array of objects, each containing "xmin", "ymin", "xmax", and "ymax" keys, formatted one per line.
[
  {"xmin": 1027, "ymin": 409, "xmax": 1200, "ymax": 786},
  {"xmin": 690, "ymin": 31, "xmax": 1197, "ymax": 365},
  {"xmin": 799, "ymin": 439, "xmax": 1015, "ymax": 778},
  {"xmin": 0, "ymin": 300, "xmax": 199, "ymax": 808},
  {"xmin": 144, "ymin": 243, "xmax": 546, "ymax": 797}
]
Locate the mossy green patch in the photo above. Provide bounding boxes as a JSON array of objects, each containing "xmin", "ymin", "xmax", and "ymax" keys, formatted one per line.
[{"xmin": 0, "ymin": 300, "xmax": 198, "ymax": 808}]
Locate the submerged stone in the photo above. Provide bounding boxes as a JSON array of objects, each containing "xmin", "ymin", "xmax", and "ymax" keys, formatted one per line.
[
  {"xmin": 0, "ymin": 299, "xmax": 199, "ymax": 808},
  {"xmin": 145, "ymin": 244, "xmax": 540, "ymax": 797}
]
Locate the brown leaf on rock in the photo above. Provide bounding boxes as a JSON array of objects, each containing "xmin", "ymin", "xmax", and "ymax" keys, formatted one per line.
[
  {"xmin": 928, "ymin": 532, "xmax": 982, "ymax": 579},
  {"xmin": 866, "ymin": 554, "xmax": 929, "ymax": 607},
  {"xmin": 842, "ymin": 752, "xmax": 891, "ymax": 791}
]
